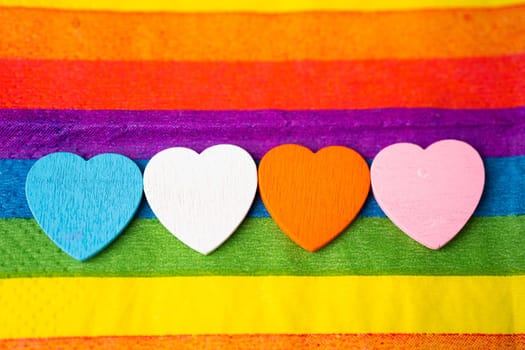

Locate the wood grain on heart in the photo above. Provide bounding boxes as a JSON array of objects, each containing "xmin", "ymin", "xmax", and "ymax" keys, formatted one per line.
[
  {"xmin": 143, "ymin": 144, "xmax": 257, "ymax": 255},
  {"xmin": 25, "ymin": 152, "xmax": 143, "ymax": 261},
  {"xmin": 371, "ymin": 139, "xmax": 485, "ymax": 249},
  {"xmin": 258, "ymin": 144, "xmax": 370, "ymax": 252}
]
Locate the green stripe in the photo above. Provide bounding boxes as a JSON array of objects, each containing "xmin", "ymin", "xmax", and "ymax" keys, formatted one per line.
[{"xmin": 1, "ymin": 217, "xmax": 524, "ymax": 277}]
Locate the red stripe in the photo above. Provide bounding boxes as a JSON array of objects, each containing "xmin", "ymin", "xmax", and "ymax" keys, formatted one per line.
[
  {"xmin": 0, "ymin": 56, "xmax": 524, "ymax": 110},
  {"xmin": 2, "ymin": 334, "xmax": 525, "ymax": 350}
]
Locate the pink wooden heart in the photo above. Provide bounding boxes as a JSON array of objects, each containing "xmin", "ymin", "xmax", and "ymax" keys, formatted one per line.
[{"xmin": 371, "ymin": 140, "xmax": 485, "ymax": 249}]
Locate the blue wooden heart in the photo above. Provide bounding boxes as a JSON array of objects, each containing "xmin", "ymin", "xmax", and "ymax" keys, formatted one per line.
[{"xmin": 25, "ymin": 152, "xmax": 143, "ymax": 261}]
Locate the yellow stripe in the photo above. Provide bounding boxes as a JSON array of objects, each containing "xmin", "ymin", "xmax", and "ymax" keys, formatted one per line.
[
  {"xmin": 0, "ymin": 276, "xmax": 524, "ymax": 338},
  {"xmin": 0, "ymin": 0, "xmax": 522, "ymax": 12}
]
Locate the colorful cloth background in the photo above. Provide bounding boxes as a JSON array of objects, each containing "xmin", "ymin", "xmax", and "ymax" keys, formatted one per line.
[{"xmin": 1, "ymin": 0, "xmax": 525, "ymax": 349}]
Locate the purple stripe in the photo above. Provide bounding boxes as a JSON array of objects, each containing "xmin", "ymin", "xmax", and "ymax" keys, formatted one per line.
[{"xmin": 2, "ymin": 108, "xmax": 524, "ymax": 159}]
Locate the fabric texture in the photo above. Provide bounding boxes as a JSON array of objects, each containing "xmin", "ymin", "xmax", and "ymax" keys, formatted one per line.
[{"xmin": 0, "ymin": 1, "xmax": 524, "ymax": 349}]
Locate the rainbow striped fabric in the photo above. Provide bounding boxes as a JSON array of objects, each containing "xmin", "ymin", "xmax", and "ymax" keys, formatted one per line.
[{"xmin": 1, "ymin": 0, "xmax": 525, "ymax": 348}]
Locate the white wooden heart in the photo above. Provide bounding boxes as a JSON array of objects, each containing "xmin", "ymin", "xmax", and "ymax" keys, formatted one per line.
[{"xmin": 143, "ymin": 144, "xmax": 257, "ymax": 254}]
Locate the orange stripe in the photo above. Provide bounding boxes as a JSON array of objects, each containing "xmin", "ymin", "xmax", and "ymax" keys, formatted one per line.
[
  {"xmin": 1, "ymin": 6, "xmax": 525, "ymax": 61},
  {"xmin": 1, "ymin": 56, "xmax": 524, "ymax": 110},
  {"xmin": 2, "ymin": 334, "xmax": 525, "ymax": 350}
]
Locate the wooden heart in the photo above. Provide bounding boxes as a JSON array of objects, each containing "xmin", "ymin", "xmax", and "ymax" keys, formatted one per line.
[
  {"xmin": 371, "ymin": 139, "xmax": 485, "ymax": 249},
  {"xmin": 25, "ymin": 152, "xmax": 143, "ymax": 261},
  {"xmin": 143, "ymin": 144, "xmax": 257, "ymax": 255},
  {"xmin": 258, "ymin": 144, "xmax": 370, "ymax": 251}
]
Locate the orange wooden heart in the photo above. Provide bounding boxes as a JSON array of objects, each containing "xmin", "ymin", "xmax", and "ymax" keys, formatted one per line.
[{"xmin": 258, "ymin": 144, "xmax": 370, "ymax": 252}]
